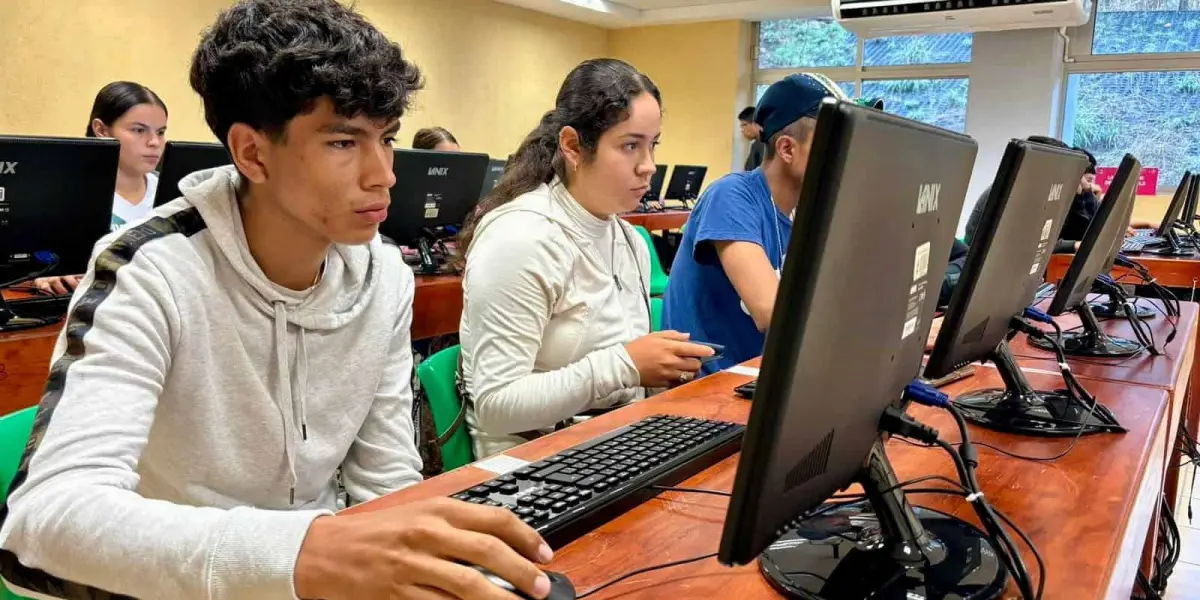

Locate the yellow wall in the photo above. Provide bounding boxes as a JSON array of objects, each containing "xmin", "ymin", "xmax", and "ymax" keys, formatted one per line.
[
  {"xmin": 0, "ymin": 0, "xmax": 608, "ymax": 159},
  {"xmin": 0, "ymin": 0, "xmax": 232, "ymax": 142},
  {"xmin": 358, "ymin": 0, "xmax": 608, "ymax": 158},
  {"xmin": 609, "ymin": 21, "xmax": 748, "ymax": 186}
]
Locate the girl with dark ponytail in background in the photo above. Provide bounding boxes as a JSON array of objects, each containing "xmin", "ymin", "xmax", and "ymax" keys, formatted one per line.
[{"xmin": 457, "ymin": 58, "xmax": 713, "ymax": 457}]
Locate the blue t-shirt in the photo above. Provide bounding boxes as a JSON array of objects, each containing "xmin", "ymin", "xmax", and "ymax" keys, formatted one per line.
[{"xmin": 663, "ymin": 168, "xmax": 791, "ymax": 375}]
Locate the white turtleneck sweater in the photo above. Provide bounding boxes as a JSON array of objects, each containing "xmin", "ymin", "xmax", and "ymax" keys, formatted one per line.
[{"xmin": 461, "ymin": 180, "xmax": 652, "ymax": 458}]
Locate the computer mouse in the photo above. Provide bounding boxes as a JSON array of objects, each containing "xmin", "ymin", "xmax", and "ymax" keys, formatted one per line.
[{"xmin": 471, "ymin": 566, "xmax": 577, "ymax": 599}]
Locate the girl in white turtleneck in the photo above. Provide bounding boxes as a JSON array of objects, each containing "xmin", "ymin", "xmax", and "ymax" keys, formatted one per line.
[{"xmin": 458, "ymin": 58, "xmax": 714, "ymax": 458}]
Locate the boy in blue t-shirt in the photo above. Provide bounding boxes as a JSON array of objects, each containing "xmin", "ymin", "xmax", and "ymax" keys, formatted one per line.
[{"xmin": 663, "ymin": 74, "xmax": 850, "ymax": 374}]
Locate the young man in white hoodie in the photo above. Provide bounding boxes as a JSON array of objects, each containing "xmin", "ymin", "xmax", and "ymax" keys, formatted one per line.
[{"xmin": 0, "ymin": 1, "xmax": 554, "ymax": 599}]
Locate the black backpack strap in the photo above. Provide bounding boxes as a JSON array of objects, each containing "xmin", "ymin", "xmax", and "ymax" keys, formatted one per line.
[{"xmin": 440, "ymin": 351, "xmax": 470, "ymax": 447}]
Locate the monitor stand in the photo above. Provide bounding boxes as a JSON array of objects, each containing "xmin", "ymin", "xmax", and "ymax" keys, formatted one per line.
[
  {"xmin": 1027, "ymin": 300, "xmax": 1143, "ymax": 357},
  {"xmin": 758, "ymin": 441, "xmax": 1007, "ymax": 599},
  {"xmin": 953, "ymin": 339, "xmax": 1124, "ymax": 437},
  {"xmin": 1142, "ymin": 229, "xmax": 1193, "ymax": 257},
  {"xmin": 1089, "ymin": 298, "xmax": 1155, "ymax": 320}
]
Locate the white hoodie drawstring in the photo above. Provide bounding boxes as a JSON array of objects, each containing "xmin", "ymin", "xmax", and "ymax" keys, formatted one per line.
[
  {"xmin": 272, "ymin": 301, "xmax": 305, "ymax": 505},
  {"xmin": 297, "ymin": 327, "xmax": 309, "ymax": 442}
]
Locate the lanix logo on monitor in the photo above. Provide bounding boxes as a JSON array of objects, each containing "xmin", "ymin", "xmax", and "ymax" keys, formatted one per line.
[
  {"xmin": 428, "ymin": 167, "xmax": 449, "ymax": 177},
  {"xmin": 916, "ymin": 183, "xmax": 940, "ymax": 215},
  {"xmin": 1048, "ymin": 183, "xmax": 1064, "ymax": 203},
  {"xmin": 0, "ymin": 162, "xmax": 16, "ymax": 175}
]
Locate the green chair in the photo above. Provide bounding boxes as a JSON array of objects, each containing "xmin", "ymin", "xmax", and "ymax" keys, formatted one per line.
[
  {"xmin": 0, "ymin": 407, "xmax": 35, "ymax": 504},
  {"xmin": 415, "ymin": 346, "xmax": 475, "ymax": 472},
  {"xmin": 633, "ymin": 225, "xmax": 670, "ymax": 296},
  {"xmin": 0, "ymin": 407, "xmax": 36, "ymax": 600},
  {"xmin": 650, "ymin": 297, "xmax": 664, "ymax": 332}
]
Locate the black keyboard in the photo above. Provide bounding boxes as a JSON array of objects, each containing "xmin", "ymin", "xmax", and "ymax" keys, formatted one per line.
[
  {"xmin": 5, "ymin": 295, "xmax": 70, "ymax": 320},
  {"xmin": 452, "ymin": 415, "xmax": 744, "ymax": 548}
]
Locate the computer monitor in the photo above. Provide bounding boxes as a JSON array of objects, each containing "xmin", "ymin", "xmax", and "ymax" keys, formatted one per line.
[
  {"xmin": 663, "ymin": 165, "xmax": 706, "ymax": 204},
  {"xmin": 718, "ymin": 100, "xmax": 995, "ymax": 597},
  {"xmin": 0, "ymin": 136, "xmax": 119, "ymax": 332},
  {"xmin": 479, "ymin": 158, "xmax": 506, "ymax": 200},
  {"xmin": 1152, "ymin": 173, "xmax": 1189, "ymax": 238},
  {"xmin": 153, "ymin": 142, "xmax": 231, "ymax": 207},
  {"xmin": 379, "ymin": 149, "xmax": 489, "ymax": 271},
  {"xmin": 643, "ymin": 165, "xmax": 667, "ymax": 202},
  {"xmin": 925, "ymin": 140, "xmax": 1121, "ymax": 437},
  {"xmin": 1032, "ymin": 154, "xmax": 1143, "ymax": 357},
  {"xmin": 1180, "ymin": 173, "xmax": 1197, "ymax": 234}
]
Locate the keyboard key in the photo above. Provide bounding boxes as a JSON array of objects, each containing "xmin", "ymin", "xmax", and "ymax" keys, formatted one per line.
[
  {"xmin": 529, "ymin": 464, "xmax": 563, "ymax": 482},
  {"xmin": 468, "ymin": 497, "xmax": 488, "ymax": 505},
  {"xmin": 551, "ymin": 501, "xmax": 568, "ymax": 512},
  {"xmin": 499, "ymin": 484, "xmax": 519, "ymax": 495},
  {"xmin": 513, "ymin": 467, "xmax": 536, "ymax": 480},
  {"xmin": 534, "ymin": 498, "xmax": 555, "ymax": 510},
  {"xmin": 517, "ymin": 497, "xmax": 535, "ymax": 508},
  {"xmin": 564, "ymin": 495, "xmax": 582, "ymax": 506},
  {"xmin": 467, "ymin": 485, "xmax": 492, "ymax": 497},
  {"xmin": 515, "ymin": 507, "xmax": 535, "ymax": 517},
  {"xmin": 549, "ymin": 492, "xmax": 567, "ymax": 501},
  {"xmin": 546, "ymin": 472, "xmax": 584, "ymax": 485},
  {"xmin": 594, "ymin": 481, "xmax": 610, "ymax": 493},
  {"xmin": 452, "ymin": 493, "xmax": 472, "ymax": 501},
  {"xmin": 535, "ymin": 510, "xmax": 550, "ymax": 520},
  {"xmin": 577, "ymin": 489, "xmax": 594, "ymax": 500},
  {"xmin": 576, "ymin": 475, "xmax": 606, "ymax": 488}
]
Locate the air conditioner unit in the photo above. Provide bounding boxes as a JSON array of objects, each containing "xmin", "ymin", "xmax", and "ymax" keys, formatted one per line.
[{"xmin": 833, "ymin": 0, "xmax": 1089, "ymax": 36}]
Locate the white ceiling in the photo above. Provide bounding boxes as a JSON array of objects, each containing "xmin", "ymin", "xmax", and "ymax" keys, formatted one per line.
[
  {"xmin": 610, "ymin": 0, "xmax": 742, "ymax": 9},
  {"xmin": 493, "ymin": 0, "xmax": 828, "ymax": 28}
]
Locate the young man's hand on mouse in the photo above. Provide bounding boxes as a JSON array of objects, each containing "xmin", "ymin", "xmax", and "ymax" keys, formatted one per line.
[{"xmin": 294, "ymin": 497, "xmax": 555, "ymax": 599}]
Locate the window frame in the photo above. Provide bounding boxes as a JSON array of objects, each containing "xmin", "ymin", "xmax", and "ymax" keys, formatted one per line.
[
  {"xmin": 1066, "ymin": 0, "xmax": 1200, "ymax": 65},
  {"xmin": 753, "ymin": 21, "xmax": 973, "ymax": 130},
  {"xmin": 1058, "ymin": 0, "xmax": 1200, "ymax": 193}
]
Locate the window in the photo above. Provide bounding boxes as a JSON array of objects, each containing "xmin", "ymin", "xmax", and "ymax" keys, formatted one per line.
[
  {"xmin": 758, "ymin": 18, "xmax": 857, "ymax": 69},
  {"xmin": 1093, "ymin": 0, "xmax": 1200, "ymax": 55},
  {"xmin": 1062, "ymin": 70, "xmax": 1200, "ymax": 192},
  {"xmin": 755, "ymin": 19, "xmax": 972, "ymax": 133},
  {"xmin": 861, "ymin": 79, "xmax": 970, "ymax": 133},
  {"xmin": 755, "ymin": 81, "xmax": 856, "ymax": 104},
  {"xmin": 863, "ymin": 33, "xmax": 973, "ymax": 66}
]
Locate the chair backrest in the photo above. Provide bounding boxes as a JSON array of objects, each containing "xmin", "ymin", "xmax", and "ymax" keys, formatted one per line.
[
  {"xmin": 0, "ymin": 407, "xmax": 36, "ymax": 503},
  {"xmin": 651, "ymin": 297, "xmax": 663, "ymax": 332},
  {"xmin": 415, "ymin": 346, "xmax": 474, "ymax": 471},
  {"xmin": 632, "ymin": 225, "xmax": 670, "ymax": 295}
]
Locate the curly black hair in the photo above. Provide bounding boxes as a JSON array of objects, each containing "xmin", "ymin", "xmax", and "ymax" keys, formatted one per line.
[{"xmin": 189, "ymin": 0, "xmax": 423, "ymax": 146}]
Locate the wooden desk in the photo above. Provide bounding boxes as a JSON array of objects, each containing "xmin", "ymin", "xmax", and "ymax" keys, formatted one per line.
[
  {"xmin": 0, "ymin": 321, "xmax": 59, "ymax": 417},
  {"xmin": 1046, "ymin": 253, "xmax": 1200, "ymax": 291},
  {"xmin": 0, "ymin": 274, "xmax": 467, "ymax": 415},
  {"xmin": 411, "ymin": 275, "xmax": 463, "ymax": 341},
  {"xmin": 347, "ymin": 366, "xmax": 1169, "ymax": 600},
  {"xmin": 620, "ymin": 209, "xmax": 691, "ymax": 231}
]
